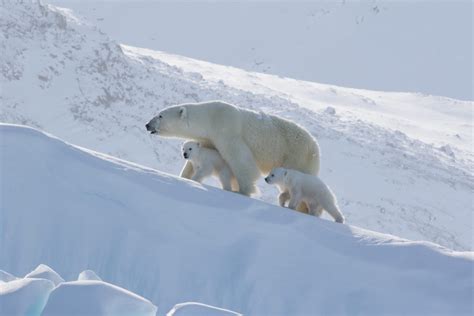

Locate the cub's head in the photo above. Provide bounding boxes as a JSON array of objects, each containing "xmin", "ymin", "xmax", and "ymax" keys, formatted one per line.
[
  {"xmin": 264, "ymin": 167, "xmax": 288, "ymax": 185},
  {"xmin": 182, "ymin": 141, "xmax": 200, "ymax": 160},
  {"xmin": 145, "ymin": 105, "xmax": 188, "ymax": 137}
]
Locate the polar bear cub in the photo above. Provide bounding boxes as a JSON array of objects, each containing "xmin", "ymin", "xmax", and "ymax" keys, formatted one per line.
[
  {"xmin": 182, "ymin": 141, "xmax": 234, "ymax": 191},
  {"xmin": 265, "ymin": 167, "xmax": 345, "ymax": 223}
]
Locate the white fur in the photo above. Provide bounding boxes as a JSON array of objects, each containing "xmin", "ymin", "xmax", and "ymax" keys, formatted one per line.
[
  {"xmin": 146, "ymin": 101, "xmax": 320, "ymax": 196},
  {"xmin": 265, "ymin": 167, "xmax": 345, "ymax": 223},
  {"xmin": 181, "ymin": 141, "xmax": 235, "ymax": 191}
]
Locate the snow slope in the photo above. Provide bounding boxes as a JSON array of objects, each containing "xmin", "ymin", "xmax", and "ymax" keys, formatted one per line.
[
  {"xmin": 1, "ymin": 1, "xmax": 473, "ymax": 251},
  {"xmin": 1, "ymin": 123, "xmax": 473, "ymax": 315},
  {"xmin": 47, "ymin": 0, "xmax": 473, "ymax": 100}
]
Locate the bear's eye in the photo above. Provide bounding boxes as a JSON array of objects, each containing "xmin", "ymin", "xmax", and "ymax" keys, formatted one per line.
[
  {"xmin": 189, "ymin": 148, "xmax": 192, "ymax": 150},
  {"xmin": 271, "ymin": 174, "xmax": 274, "ymax": 177},
  {"xmin": 158, "ymin": 115, "xmax": 163, "ymax": 119}
]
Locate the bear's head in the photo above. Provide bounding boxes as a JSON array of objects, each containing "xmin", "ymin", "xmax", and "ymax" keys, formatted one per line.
[
  {"xmin": 182, "ymin": 141, "xmax": 200, "ymax": 160},
  {"xmin": 265, "ymin": 167, "xmax": 288, "ymax": 185},
  {"xmin": 146, "ymin": 105, "xmax": 188, "ymax": 138}
]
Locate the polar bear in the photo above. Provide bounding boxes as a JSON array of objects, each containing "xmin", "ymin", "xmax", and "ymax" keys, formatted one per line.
[
  {"xmin": 181, "ymin": 140, "xmax": 235, "ymax": 191},
  {"xmin": 145, "ymin": 101, "xmax": 320, "ymax": 196},
  {"xmin": 265, "ymin": 167, "xmax": 345, "ymax": 223}
]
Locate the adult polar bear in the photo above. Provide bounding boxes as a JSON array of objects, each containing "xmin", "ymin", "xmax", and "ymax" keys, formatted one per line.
[{"xmin": 146, "ymin": 101, "xmax": 320, "ymax": 196}]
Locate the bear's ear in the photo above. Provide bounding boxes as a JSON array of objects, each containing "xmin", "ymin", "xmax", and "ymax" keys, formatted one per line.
[
  {"xmin": 284, "ymin": 170, "xmax": 288, "ymax": 176},
  {"xmin": 196, "ymin": 142, "xmax": 201, "ymax": 147},
  {"xmin": 179, "ymin": 106, "xmax": 187, "ymax": 119}
]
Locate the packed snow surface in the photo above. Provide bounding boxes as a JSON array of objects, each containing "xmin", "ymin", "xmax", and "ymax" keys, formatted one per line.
[
  {"xmin": 1, "ymin": 0, "xmax": 472, "ymax": 252},
  {"xmin": 1, "ymin": 124, "xmax": 473, "ymax": 315}
]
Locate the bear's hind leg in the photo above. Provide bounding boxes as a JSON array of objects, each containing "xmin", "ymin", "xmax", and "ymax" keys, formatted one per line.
[
  {"xmin": 308, "ymin": 202, "xmax": 323, "ymax": 217},
  {"xmin": 323, "ymin": 202, "xmax": 345, "ymax": 223},
  {"xmin": 296, "ymin": 202, "xmax": 310, "ymax": 214}
]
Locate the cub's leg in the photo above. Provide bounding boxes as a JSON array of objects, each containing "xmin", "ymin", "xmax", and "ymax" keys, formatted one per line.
[
  {"xmin": 323, "ymin": 202, "xmax": 345, "ymax": 223},
  {"xmin": 180, "ymin": 161, "xmax": 194, "ymax": 179},
  {"xmin": 191, "ymin": 165, "xmax": 211, "ymax": 183},
  {"xmin": 278, "ymin": 191, "xmax": 290, "ymax": 207},
  {"xmin": 288, "ymin": 191, "xmax": 302, "ymax": 210},
  {"xmin": 308, "ymin": 201, "xmax": 323, "ymax": 217},
  {"xmin": 296, "ymin": 202, "xmax": 310, "ymax": 214}
]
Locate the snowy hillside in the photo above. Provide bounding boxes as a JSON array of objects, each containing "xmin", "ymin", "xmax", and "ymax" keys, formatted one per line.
[
  {"xmin": 1, "ymin": 1, "xmax": 473, "ymax": 252},
  {"xmin": 1, "ymin": 124, "xmax": 473, "ymax": 316},
  {"xmin": 48, "ymin": 0, "xmax": 473, "ymax": 100}
]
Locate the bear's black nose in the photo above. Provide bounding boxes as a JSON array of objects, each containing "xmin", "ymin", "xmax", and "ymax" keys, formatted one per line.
[
  {"xmin": 264, "ymin": 177, "xmax": 268, "ymax": 183},
  {"xmin": 145, "ymin": 123, "xmax": 151, "ymax": 131},
  {"xmin": 183, "ymin": 153, "xmax": 188, "ymax": 159}
]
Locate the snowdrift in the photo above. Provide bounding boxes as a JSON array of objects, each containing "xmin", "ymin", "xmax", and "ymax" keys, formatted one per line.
[
  {"xmin": 166, "ymin": 302, "xmax": 241, "ymax": 316},
  {"xmin": 1, "ymin": 124, "xmax": 472, "ymax": 315},
  {"xmin": 0, "ymin": 265, "xmax": 158, "ymax": 316},
  {"xmin": 42, "ymin": 280, "xmax": 157, "ymax": 316},
  {"xmin": 0, "ymin": 278, "xmax": 54, "ymax": 315}
]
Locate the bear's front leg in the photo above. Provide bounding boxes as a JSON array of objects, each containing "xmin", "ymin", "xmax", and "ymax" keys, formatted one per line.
[
  {"xmin": 288, "ymin": 193, "xmax": 302, "ymax": 210},
  {"xmin": 218, "ymin": 168, "xmax": 234, "ymax": 192},
  {"xmin": 278, "ymin": 191, "xmax": 290, "ymax": 207},
  {"xmin": 180, "ymin": 161, "xmax": 194, "ymax": 179},
  {"xmin": 215, "ymin": 138, "xmax": 259, "ymax": 196},
  {"xmin": 191, "ymin": 168, "xmax": 207, "ymax": 183}
]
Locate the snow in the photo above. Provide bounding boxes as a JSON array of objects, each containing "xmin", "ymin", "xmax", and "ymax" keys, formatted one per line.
[
  {"xmin": 1, "ymin": 1, "xmax": 473, "ymax": 314},
  {"xmin": 0, "ymin": 265, "xmax": 158, "ymax": 316},
  {"xmin": 1, "ymin": 123, "xmax": 473, "ymax": 315},
  {"xmin": 78, "ymin": 270, "xmax": 102, "ymax": 281},
  {"xmin": 42, "ymin": 280, "xmax": 157, "ymax": 316},
  {"xmin": 0, "ymin": 0, "xmax": 472, "ymax": 252},
  {"xmin": 47, "ymin": 0, "xmax": 473, "ymax": 101},
  {"xmin": 0, "ymin": 271, "xmax": 17, "ymax": 283},
  {"xmin": 0, "ymin": 278, "xmax": 55, "ymax": 316},
  {"xmin": 24, "ymin": 264, "xmax": 65, "ymax": 287},
  {"xmin": 166, "ymin": 302, "xmax": 242, "ymax": 316}
]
